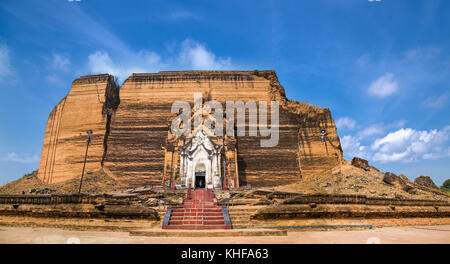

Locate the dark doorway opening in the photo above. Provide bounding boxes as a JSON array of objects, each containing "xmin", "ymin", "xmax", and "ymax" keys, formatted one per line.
[{"xmin": 195, "ymin": 172, "xmax": 206, "ymax": 188}]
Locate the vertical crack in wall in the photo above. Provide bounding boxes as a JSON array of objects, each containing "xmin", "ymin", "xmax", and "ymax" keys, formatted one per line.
[
  {"xmin": 101, "ymin": 75, "xmax": 120, "ymax": 166},
  {"xmin": 41, "ymin": 97, "xmax": 67, "ymax": 184}
]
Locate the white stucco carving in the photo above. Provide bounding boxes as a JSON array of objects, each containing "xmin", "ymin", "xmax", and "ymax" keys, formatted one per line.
[{"xmin": 179, "ymin": 130, "xmax": 223, "ymax": 188}]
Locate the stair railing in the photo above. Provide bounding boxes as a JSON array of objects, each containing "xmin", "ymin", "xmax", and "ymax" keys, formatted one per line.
[{"xmin": 162, "ymin": 209, "xmax": 172, "ymax": 227}]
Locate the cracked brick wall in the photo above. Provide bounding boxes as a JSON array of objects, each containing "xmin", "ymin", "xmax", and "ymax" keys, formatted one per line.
[{"xmin": 38, "ymin": 71, "xmax": 342, "ymax": 188}]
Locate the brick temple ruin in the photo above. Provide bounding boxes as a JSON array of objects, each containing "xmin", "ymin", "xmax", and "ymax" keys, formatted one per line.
[
  {"xmin": 1, "ymin": 70, "xmax": 449, "ymax": 231},
  {"xmin": 37, "ymin": 71, "xmax": 343, "ymax": 189}
]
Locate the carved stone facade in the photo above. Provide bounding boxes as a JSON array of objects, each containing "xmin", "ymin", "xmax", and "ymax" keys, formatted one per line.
[
  {"xmin": 163, "ymin": 127, "xmax": 239, "ymax": 189},
  {"xmin": 179, "ymin": 130, "xmax": 222, "ymax": 188}
]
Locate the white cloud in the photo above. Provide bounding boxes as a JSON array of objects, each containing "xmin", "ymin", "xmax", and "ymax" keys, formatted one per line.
[
  {"xmin": 372, "ymin": 128, "xmax": 416, "ymax": 154},
  {"xmin": 336, "ymin": 117, "xmax": 357, "ymax": 130},
  {"xmin": 423, "ymin": 94, "xmax": 447, "ymax": 109},
  {"xmin": 166, "ymin": 10, "xmax": 199, "ymax": 21},
  {"xmin": 341, "ymin": 135, "xmax": 370, "ymax": 160},
  {"xmin": 45, "ymin": 73, "xmax": 65, "ymax": 86},
  {"xmin": 356, "ymin": 54, "xmax": 370, "ymax": 68},
  {"xmin": 178, "ymin": 39, "xmax": 232, "ymax": 70},
  {"xmin": 404, "ymin": 46, "xmax": 440, "ymax": 61},
  {"xmin": 371, "ymin": 127, "xmax": 450, "ymax": 162},
  {"xmin": 88, "ymin": 51, "xmax": 119, "ymax": 76},
  {"xmin": 3, "ymin": 2, "xmax": 231, "ymax": 82},
  {"xmin": 356, "ymin": 120, "xmax": 406, "ymax": 139},
  {"xmin": 367, "ymin": 72, "xmax": 398, "ymax": 98},
  {"xmin": 87, "ymin": 50, "xmax": 161, "ymax": 82},
  {"xmin": 0, "ymin": 153, "xmax": 39, "ymax": 164},
  {"xmin": 45, "ymin": 54, "xmax": 71, "ymax": 86},
  {"xmin": 0, "ymin": 43, "xmax": 13, "ymax": 80},
  {"xmin": 339, "ymin": 119, "xmax": 406, "ymax": 139},
  {"xmin": 51, "ymin": 54, "xmax": 70, "ymax": 71},
  {"xmin": 341, "ymin": 126, "xmax": 450, "ymax": 163},
  {"xmin": 87, "ymin": 39, "xmax": 233, "ymax": 82},
  {"xmin": 357, "ymin": 124, "xmax": 385, "ymax": 138}
]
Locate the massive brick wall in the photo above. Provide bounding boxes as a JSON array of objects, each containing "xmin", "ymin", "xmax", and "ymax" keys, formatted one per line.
[
  {"xmin": 38, "ymin": 71, "xmax": 342, "ymax": 188},
  {"xmin": 37, "ymin": 74, "xmax": 119, "ymax": 184},
  {"xmin": 103, "ymin": 72, "xmax": 275, "ymax": 186}
]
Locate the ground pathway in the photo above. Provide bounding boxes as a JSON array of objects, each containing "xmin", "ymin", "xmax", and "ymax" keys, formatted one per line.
[{"xmin": 0, "ymin": 225, "xmax": 449, "ymax": 244}]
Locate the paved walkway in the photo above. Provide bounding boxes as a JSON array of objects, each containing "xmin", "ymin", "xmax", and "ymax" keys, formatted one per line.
[{"xmin": 0, "ymin": 225, "xmax": 449, "ymax": 244}]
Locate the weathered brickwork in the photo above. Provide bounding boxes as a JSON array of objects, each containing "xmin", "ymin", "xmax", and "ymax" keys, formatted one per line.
[{"xmin": 38, "ymin": 71, "xmax": 343, "ymax": 188}]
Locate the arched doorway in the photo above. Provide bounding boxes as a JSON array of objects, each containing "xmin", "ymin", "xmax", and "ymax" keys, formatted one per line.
[{"xmin": 194, "ymin": 162, "xmax": 206, "ymax": 188}]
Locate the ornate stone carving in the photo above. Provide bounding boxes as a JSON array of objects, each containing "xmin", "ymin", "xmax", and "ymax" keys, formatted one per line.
[{"xmin": 179, "ymin": 130, "xmax": 223, "ymax": 188}]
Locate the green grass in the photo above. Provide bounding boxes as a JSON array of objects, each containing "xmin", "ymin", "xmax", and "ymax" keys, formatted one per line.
[{"xmin": 438, "ymin": 187, "xmax": 450, "ymax": 195}]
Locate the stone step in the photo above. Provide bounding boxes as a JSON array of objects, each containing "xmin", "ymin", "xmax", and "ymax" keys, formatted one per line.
[
  {"xmin": 172, "ymin": 213, "xmax": 224, "ymax": 218},
  {"xmin": 173, "ymin": 219, "xmax": 225, "ymax": 223},
  {"xmin": 172, "ymin": 213, "xmax": 224, "ymax": 217},
  {"xmin": 181, "ymin": 205, "xmax": 219, "ymax": 209},
  {"xmin": 171, "ymin": 209, "xmax": 223, "ymax": 214},
  {"xmin": 170, "ymin": 216, "xmax": 225, "ymax": 221},
  {"xmin": 169, "ymin": 220, "xmax": 203, "ymax": 225},
  {"xmin": 162, "ymin": 189, "xmax": 231, "ymax": 230},
  {"xmin": 182, "ymin": 203, "xmax": 217, "ymax": 207},
  {"xmin": 171, "ymin": 211, "xmax": 223, "ymax": 216},
  {"xmin": 172, "ymin": 207, "xmax": 223, "ymax": 212},
  {"xmin": 169, "ymin": 216, "xmax": 224, "ymax": 220},
  {"xmin": 169, "ymin": 220, "xmax": 226, "ymax": 225},
  {"xmin": 183, "ymin": 202, "xmax": 216, "ymax": 205},
  {"xmin": 163, "ymin": 225, "xmax": 231, "ymax": 230},
  {"xmin": 172, "ymin": 208, "xmax": 223, "ymax": 212},
  {"xmin": 172, "ymin": 208, "xmax": 219, "ymax": 211},
  {"xmin": 184, "ymin": 198, "xmax": 214, "ymax": 201}
]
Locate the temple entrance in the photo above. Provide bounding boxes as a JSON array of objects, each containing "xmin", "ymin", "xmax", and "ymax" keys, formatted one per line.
[
  {"xmin": 178, "ymin": 130, "xmax": 224, "ymax": 189},
  {"xmin": 195, "ymin": 172, "xmax": 206, "ymax": 188}
]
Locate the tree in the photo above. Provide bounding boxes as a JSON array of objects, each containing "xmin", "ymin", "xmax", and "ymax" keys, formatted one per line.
[{"xmin": 441, "ymin": 179, "xmax": 450, "ymax": 190}]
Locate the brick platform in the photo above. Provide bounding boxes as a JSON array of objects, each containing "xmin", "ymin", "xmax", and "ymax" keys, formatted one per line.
[{"xmin": 162, "ymin": 189, "xmax": 232, "ymax": 230}]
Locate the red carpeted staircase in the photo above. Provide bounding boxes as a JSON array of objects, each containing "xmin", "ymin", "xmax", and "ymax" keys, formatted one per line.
[{"xmin": 162, "ymin": 189, "xmax": 232, "ymax": 230}]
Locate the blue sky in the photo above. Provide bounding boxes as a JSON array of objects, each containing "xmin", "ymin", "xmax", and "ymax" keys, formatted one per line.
[{"xmin": 0, "ymin": 0, "xmax": 449, "ymax": 186}]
